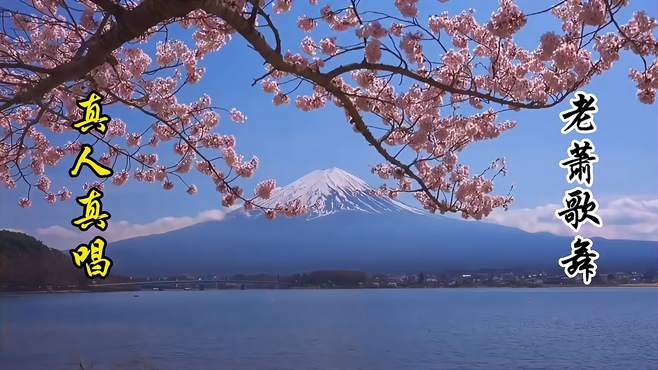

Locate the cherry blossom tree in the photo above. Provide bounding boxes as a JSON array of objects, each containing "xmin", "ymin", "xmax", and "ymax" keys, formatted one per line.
[{"xmin": 0, "ymin": 0, "xmax": 656, "ymax": 220}]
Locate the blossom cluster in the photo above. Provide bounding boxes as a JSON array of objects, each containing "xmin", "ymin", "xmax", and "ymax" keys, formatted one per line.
[{"xmin": 1, "ymin": 0, "xmax": 656, "ymax": 221}]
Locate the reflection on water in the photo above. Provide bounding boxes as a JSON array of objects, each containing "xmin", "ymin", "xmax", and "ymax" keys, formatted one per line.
[{"xmin": 1, "ymin": 288, "xmax": 657, "ymax": 370}]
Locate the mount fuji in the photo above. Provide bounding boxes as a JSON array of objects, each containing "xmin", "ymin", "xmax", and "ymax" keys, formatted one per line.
[
  {"xmin": 259, "ymin": 167, "xmax": 422, "ymax": 218},
  {"xmin": 111, "ymin": 168, "xmax": 657, "ymax": 276}
]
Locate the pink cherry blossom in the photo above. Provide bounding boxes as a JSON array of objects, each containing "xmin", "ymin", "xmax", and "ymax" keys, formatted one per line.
[
  {"xmin": 36, "ymin": 176, "xmax": 51, "ymax": 192},
  {"xmin": 222, "ymin": 193, "xmax": 237, "ymax": 207},
  {"xmin": 262, "ymin": 79, "xmax": 279, "ymax": 93},
  {"xmin": 229, "ymin": 108, "xmax": 247, "ymax": 123},
  {"xmin": 256, "ymin": 179, "xmax": 276, "ymax": 199},
  {"xmin": 113, "ymin": 171, "xmax": 130, "ymax": 186},
  {"xmin": 321, "ymin": 5, "xmax": 359, "ymax": 32},
  {"xmin": 365, "ymin": 39, "xmax": 382, "ymax": 63},
  {"xmin": 395, "ymin": 0, "xmax": 418, "ymax": 18},
  {"xmin": 539, "ymin": 32, "xmax": 561, "ymax": 60},
  {"xmin": 83, "ymin": 182, "xmax": 104, "ymax": 192},
  {"xmin": 18, "ymin": 197, "xmax": 32, "ymax": 208},
  {"xmin": 0, "ymin": 0, "xmax": 654, "ymax": 221},
  {"xmin": 273, "ymin": 93, "xmax": 290, "ymax": 106},
  {"xmin": 297, "ymin": 16, "xmax": 316, "ymax": 32},
  {"xmin": 389, "ymin": 23, "xmax": 403, "ymax": 37},
  {"xmin": 127, "ymin": 133, "xmax": 141, "ymax": 147},
  {"xmin": 301, "ymin": 36, "xmax": 317, "ymax": 56},
  {"xmin": 236, "ymin": 156, "xmax": 259, "ymax": 178},
  {"xmin": 273, "ymin": 0, "xmax": 293, "ymax": 14},
  {"xmin": 487, "ymin": 0, "xmax": 526, "ymax": 38},
  {"xmin": 319, "ymin": 37, "xmax": 339, "ymax": 56},
  {"xmin": 45, "ymin": 193, "xmax": 57, "ymax": 204},
  {"xmin": 57, "ymin": 187, "xmax": 72, "ymax": 201},
  {"xmin": 581, "ymin": 0, "xmax": 606, "ymax": 26},
  {"xmin": 638, "ymin": 88, "xmax": 656, "ymax": 104}
]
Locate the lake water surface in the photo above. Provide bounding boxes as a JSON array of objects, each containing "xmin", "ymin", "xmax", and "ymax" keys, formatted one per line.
[{"xmin": 1, "ymin": 288, "xmax": 657, "ymax": 370}]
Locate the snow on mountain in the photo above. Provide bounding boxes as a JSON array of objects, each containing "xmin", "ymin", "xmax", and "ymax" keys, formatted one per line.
[
  {"xmin": 111, "ymin": 167, "xmax": 658, "ymax": 276},
  {"xmin": 258, "ymin": 168, "xmax": 422, "ymax": 218}
]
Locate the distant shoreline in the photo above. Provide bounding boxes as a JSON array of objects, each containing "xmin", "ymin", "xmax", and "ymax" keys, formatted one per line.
[{"xmin": 2, "ymin": 283, "xmax": 657, "ymax": 294}]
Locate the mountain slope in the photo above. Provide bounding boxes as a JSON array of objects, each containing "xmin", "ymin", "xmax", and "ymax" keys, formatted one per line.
[
  {"xmin": 260, "ymin": 167, "xmax": 421, "ymax": 218},
  {"xmin": 0, "ymin": 230, "xmax": 85, "ymax": 289},
  {"xmin": 110, "ymin": 169, "xmax": 658, "ymax": 276}
]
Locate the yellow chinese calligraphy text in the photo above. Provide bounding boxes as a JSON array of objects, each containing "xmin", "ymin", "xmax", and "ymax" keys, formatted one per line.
[
  {"xmin": 71, "ymin": 188, "xmax": 111, "ymax": 231},
  {"xmin": 72, "ymin": 91, "xmax": 110, "ymax": 134},
  {"xmin": 70, "ymin": 236, "xmax": 113, "ymax": 279},
  {"xmin": 69, "ymin": 144, "xmax": 113, "ymax": 178}
]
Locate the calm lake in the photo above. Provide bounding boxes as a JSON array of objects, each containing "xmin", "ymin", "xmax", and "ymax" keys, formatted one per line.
[{"xmin": 0, "ymin": 288, "xmax": 657, "ymax": 370}]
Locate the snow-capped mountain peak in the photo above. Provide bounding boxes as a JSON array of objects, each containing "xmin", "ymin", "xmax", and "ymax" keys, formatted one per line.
[
  {"xmin": 284, "ymin": 167, "xmax": 370, "ymax": 195},
  {"xmin": 259, "ymin": 167, "xmax": 422, "ymax": 218}
]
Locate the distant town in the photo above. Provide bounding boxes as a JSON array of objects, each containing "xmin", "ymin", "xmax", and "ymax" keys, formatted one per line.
[
  {"xmin": 4, "ymin": 230, "xmax": 654, "ymax": 293},
  {"xmin": 72, "ymin": 270, "xmax": 658, "ymax": 292}
]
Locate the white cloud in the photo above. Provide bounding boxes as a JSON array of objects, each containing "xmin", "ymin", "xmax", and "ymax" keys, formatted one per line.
[
  {"xmin": 484, "ymin": 196, "xmax": 658, "ymax": 241},
  {"xmin": 28, "ymin": 195, "xmax": 658, "ymax": 249},
  {"xmin": 36, "ymin": 208, "xmax": 235, "ymax": 249},
  {"xmin": 0, "ymin": 227, "xmax": 27, "ymax": 234},
  {"xmin": 37, "ymin": 225, "xmax": 78, "ymax": 239}
]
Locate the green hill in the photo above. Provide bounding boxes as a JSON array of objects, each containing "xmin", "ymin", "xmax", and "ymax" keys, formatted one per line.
[{"xmin": 0, "ymin": 230, "xmax": 86, "ymax": 290}]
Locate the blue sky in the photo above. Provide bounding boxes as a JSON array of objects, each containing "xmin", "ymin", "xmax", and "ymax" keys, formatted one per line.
[{"xmin": 1, "ymin": 1, "xmax": 656, "ymax": 247}]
